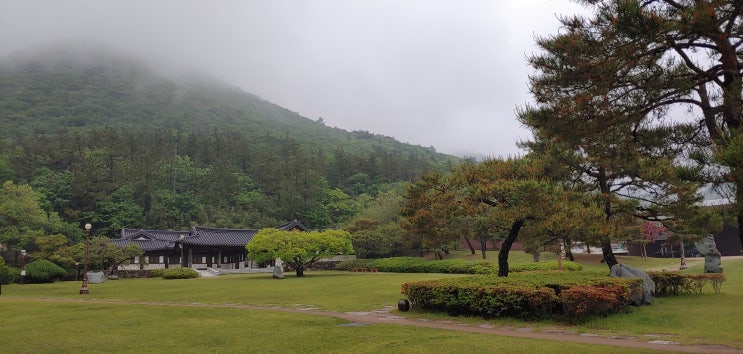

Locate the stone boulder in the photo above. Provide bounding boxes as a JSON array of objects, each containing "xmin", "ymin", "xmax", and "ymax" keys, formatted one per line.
[
  {"xmin": 694, "ymin": 234, "xmax": 723, "ymax": 273},
  {"xmin": 610, "ymin": 263, "xmax": 655, "ymax": 305},
  {"xmin": 87, "ymin": 271, "xmax": 105, "ymax": 284},
  {"xmin": 272, "ymin": 265, "xmax": 284, "ymax": 279}
]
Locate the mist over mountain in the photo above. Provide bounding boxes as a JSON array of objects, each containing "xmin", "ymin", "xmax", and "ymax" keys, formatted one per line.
[
  {"xmin": 0, "ymin": 44, "xmax": 457, "ymax": 232},
  {"xmin": 0, "ymin": 44, "xmax": 455, "ymax": 162}
]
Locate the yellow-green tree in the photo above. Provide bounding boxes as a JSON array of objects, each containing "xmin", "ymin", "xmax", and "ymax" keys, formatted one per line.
[{"xmin": 246, "ymin": 229, "xmax": 354, "ymax": 277}]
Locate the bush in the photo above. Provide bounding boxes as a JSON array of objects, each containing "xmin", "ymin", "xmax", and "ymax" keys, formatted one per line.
[
  {"xmin": 336, "ymin": 257, "xmax": 583, "ymax": 275},
  {"xmin": 160, "ymin": 268, "xmax": 199, "ymax": 279},
  {"xmin": 149, "ymin": 268, "xmax": 167, "ymax": 278},
  {"xmin": 511, "ymin": 261, "xmax": 583, "ymax": 272},
  {"xmin": 401, "ymin": 272, "xmax": 640, "ymax": 323},
  {"xmin": 648, "ymin": 271, "xmax": 727, "ymax": 296},
  {"xmin": 559, "ymin": 285, "xmax": 630, "ymax": 323},
  {"xmin": 0, "ymin": 263, "xmax": 18, "ymax": 285},
  {"xmin": 25, "ymin": 259, "xmax": 67, "ymax": 283}
]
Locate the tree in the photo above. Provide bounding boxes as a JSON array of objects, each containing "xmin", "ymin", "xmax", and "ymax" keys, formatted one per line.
[
  {"xmin": 638, "ymin": 221, "xmax": 665, "ymax": 260},
  {"xmin": 525, "ymin": 0, "xmax": 743, "ymax": 251},
  {"xmin": 85, "ymin": 185, "xmax": 145, "ymax": 237},
  {"xmin": 347, "ymin": 218, "xmax": 405, "ymax": 258},
  {"xmin": 246, "ymin": 229, "xmax": 354, "ymax": 277},
  {"xmin": 518, "ymin": 186, "xmax": 609, "ymax": 264},
  {"xmin": 0, "ymin": 256, "xmax": 18, "ymax": 294},
  {"xmin": 0, "ymin": 181, "xmax": 76, "ymax": 253},
  {"xmin": 400, "ymin": 174, "xmax": 460, "ymax": 259},
  {"xmin": 456, "ymin": 157, "xmax": 618, "ymax": 276},
  {"xmin": 68, "ymin": 236, "xmax": 143, "ymax": 274}
]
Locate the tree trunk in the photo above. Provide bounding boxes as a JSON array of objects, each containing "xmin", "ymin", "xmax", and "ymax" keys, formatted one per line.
[
  {"xmin": 564, "ymin": 237, "xmax": 574, "ymax": 261},
  {"xmin": 601, "ymin": 241, "xmax": 618, "ymax": 271},
  {"xmin": 463, "ymin": 236, "xmax": 476, "ymax": 255},
  {"xmin": 497, "ymin": 219, "xmax": 525, "ymax": 277},
  {"xmin": 295, "ymin": 266, "xmax": 304, "ymax": 277}
]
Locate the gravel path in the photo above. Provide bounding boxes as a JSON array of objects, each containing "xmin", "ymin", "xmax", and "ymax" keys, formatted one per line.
[{"xmin": 4, "ymin": 296, "xmax": 742, "ymax": 353}]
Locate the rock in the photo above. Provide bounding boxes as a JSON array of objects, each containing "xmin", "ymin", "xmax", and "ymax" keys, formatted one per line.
[
  {"xmin": 272, "ymin": 265, "xmax": 284, "ymax": 279},
  {"xmin": 87, "ymin": 271, "xmax": 105, "ymax": 284},
  {"xmin": 610, "ymin": 263, "xmax": 655, "ymax": 305},
  {"xmin": 694, "ymin": 234, "xmax": 723, "ymax": 273}
]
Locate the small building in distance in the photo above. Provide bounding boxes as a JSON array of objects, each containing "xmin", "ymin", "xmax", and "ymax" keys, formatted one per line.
[{"xmin": 111, "ymin": 220, "xmax": 310, "ymax": 271}]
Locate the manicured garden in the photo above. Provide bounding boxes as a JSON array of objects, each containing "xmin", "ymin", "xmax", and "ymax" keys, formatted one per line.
[{"xmin": 0, "ymin": 254, "xmax": 741, "ymax": 352}]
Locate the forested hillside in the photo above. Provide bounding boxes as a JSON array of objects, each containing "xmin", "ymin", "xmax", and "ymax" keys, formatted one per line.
[{"xmin": 0, "ymin": 45, "xmax": 458, "ymax": 237}]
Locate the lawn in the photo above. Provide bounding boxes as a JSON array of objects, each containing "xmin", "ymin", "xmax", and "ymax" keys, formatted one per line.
[{"xmin": 1, "ymin": 254, "xmax": 740, "ymax": 353}]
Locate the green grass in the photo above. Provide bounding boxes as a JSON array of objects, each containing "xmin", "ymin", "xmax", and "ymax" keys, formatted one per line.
[
  {"xmin": 0, "ymin": 301, "xmax": 652, "ymax": 354},
  {"xmin": 1, "ymin": 255, "xmax": 740, "ymax": 352}
]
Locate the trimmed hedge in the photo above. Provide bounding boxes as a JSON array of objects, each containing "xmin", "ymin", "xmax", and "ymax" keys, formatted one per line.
[
  {"xmin": 149, "ymin": 268, "xmax": 200, "ymax": 279},
  {"xmin": 648, "ymin": 271, "xmax": 726, "ymax": 296},
  {"xmin": 336, "ymin": 257, "xmax": 582, "ymax": 274},
  {"xmin": 401, "ymin": 272, "xmax": 641, "ymax": 323},
  {"xmin": 24, "ymin": 259, "xmax": 67, "ymax": 283}
]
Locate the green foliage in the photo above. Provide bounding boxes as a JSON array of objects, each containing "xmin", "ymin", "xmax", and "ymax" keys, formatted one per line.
[
  {"xmin": 401, "ymin": 272, "xmax": 640, "ymax": 322},
  {"xmin": 336, "ymin": 257, "xmax": 582, "ymax": 274},
  {"xmin": 160, "ymin": 268, "xmax": 199, "ymax": 279},
  {"xmin": 148, "ymin": 268, "xmax": 166, "ymax": 278},
  {"xmin": 247, "ymin": 229, "xmax": 354, "ymax": 276},
  {"xmin": 0, "ymin": 257, "xmax": 19, "ymax": 285},
  {"xmin": 347, "ymin": 219, "xmax": 406, "ymax": 258},
  {"xmin": 24, "ymin": 259, "xmax": 67, "ymax": 283},
  {"xmin": 510, "ymin": 261, "xmax": 583, "ymax": 272},
  {"xmin": 68, "ymin": 236, "xmax": 143, "ymax": 272},
  {"xmin": 520, "ymin": 0, "xmax": 743, "ymax": 261},
  {"xmin": 648, "ymin": 271, "xmax": 727, "ymax": 296},
  {"xmin": 0, "ymin": 48, "xmax": 458, "ymax": 234}
]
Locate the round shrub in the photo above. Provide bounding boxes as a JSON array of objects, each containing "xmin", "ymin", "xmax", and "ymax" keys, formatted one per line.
[
  {"xmin": 25, "ymin": 259, "xmax": 67, "ymax": 283},
  {"xmin": 0, "ymin": 263, "xmax": 18, "ymax": 285},
  {"xmin": 160, "ymin": 268, "xmax": 199, "ymax": 279},
  {"xmin": 149, "ymin": 268, "xmax": 166, "ymax": 278}
]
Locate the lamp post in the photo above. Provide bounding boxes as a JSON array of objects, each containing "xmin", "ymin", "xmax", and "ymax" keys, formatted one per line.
[
  {"xmin": 179, "ymin": 235, "xmax": 185, "ymax": 269},
  {"xmin": 79, "ymin": 223, "xmax": 91, "ymax": 294},
  {"xmin": 20, "ymin": 249, "xmax": 26, "ymax": 285}
]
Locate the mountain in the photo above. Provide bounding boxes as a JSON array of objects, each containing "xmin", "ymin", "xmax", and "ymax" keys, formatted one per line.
[
  {"xmin": 0, "ymin": 44, "xmax": 455, "ymax": 161},
  {"xmin": 0, "ymin": 45, "xmax": 460, "ymax": 233}
]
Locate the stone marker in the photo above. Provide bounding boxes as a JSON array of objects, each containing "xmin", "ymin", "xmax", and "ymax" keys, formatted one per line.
[
  {"xmin": 87, "ymin": 271, "xmax": 105, "ymax": 284},
  {"xmin": 610, "ymin": 263, "xmax": 655, "ymax": 305},
  {"xmin": 694, "ymin": 234, "xmax": 723, "ymax": 273},
  {"xmin": 272, "ymin": 265, "xmax": 284, "ymax": 279}
]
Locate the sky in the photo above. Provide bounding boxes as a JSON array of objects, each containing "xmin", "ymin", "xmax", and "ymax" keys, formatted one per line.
[{"xmin": 0, "ymin": 0, "xmax": 588, "ymax": 157}]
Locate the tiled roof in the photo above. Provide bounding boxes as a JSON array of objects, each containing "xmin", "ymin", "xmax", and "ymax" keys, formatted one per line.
[
  {"xmin": 277, "ymin": 219, "xmax": 310, "ymax": 231},
  {"xmin": 120, "ymin": 228, "xmax": 191, "ymax": 241},
  {"xmin": 114, "ymin": 229, "xmax": 192, "ymax": 251},
  {"xmin": 188, "ymin": 226, "xmax": 259, "ymax": 247},
  {"xmin": 113, "ymin": 221, "xmax": 311, "ymax": 250},
  {"xmin": 110, "ymin": 237, "xmax": 175, "ymax": 252}
]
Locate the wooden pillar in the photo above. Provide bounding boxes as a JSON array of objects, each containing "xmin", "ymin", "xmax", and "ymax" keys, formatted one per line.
[
  {"xmin": 188, "ymin": 247, "xmax": 193, "ymax": 267},
  {"xmin": 217, "ymin": 248, "xmax": 222, "ymax": 269}
]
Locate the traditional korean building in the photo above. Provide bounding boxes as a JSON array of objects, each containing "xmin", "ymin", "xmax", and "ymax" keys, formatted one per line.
[{"xmin": 111, "ymin": 220, "xmax": 310, "ymax": 270}]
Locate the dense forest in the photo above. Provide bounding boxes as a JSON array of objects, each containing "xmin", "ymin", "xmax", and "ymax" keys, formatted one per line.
[{"xmin": 0, "ymin": 45, "xmax": 458, "ymax": 242}]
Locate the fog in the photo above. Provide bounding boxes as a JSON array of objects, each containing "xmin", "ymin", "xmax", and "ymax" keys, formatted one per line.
[{"xmin": 0, "ymin": 0, "xmax": 587, "ymax": 157}]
